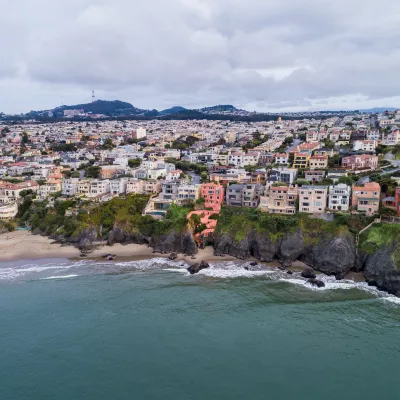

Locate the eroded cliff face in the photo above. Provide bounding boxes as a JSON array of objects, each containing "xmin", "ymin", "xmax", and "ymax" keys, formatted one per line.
[
  {"xmin": 214, "ymin": 229, "xmax": 356, "ymax": 276},
  {"xmin": 362, "ymin": 241, "xmax": 400, "ymax": 295},
  {"xmin": 149, "ymin": 231, "xmax": 198, "ymax": 255}
]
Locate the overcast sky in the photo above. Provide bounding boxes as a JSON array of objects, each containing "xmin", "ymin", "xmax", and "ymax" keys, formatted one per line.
[{"xmin": 1, "ymin": 0, "xmax": 400, "ymax": 113}]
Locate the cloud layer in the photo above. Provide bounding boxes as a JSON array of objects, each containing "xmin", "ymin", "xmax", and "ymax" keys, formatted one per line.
[{"xmin": 1, "ymin": 0, "xmax": 400, "ymax": 113}]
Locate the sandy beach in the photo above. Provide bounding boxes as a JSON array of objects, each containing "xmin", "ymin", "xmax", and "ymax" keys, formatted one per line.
[{"xmin": 0, "ymin": 231, "xmax": 238, "ymax": 263}]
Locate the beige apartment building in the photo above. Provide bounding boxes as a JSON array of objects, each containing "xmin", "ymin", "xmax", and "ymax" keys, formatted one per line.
[
  {"xmin": 299, "ymin": 185, "xmax": 328, "ymax": 213},
  {"xmin": 309, "ymin": 155, "xmax": 328, "ymax": 170},
  {"xmin": 267, "ymin": 185, "xmax": 298, "ymax": 214}
]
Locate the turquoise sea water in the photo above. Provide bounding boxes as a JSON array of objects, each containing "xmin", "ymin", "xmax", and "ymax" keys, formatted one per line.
[{"xmin": 1, "ymin": 258, "xmax": 400, "ymax": 400}]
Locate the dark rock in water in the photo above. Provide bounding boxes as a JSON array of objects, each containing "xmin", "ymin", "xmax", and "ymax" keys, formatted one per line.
[
  {"xmin": 187, "ymin": 260, "xmax": 210, "ymax": 275},
  {"xmin": 102, "ymin": 254, "xmax": 111, "ymax": 259},
  {"xmin": 278, "ymin": 266, "xmax": 286, "ymax": 271},
  {"xmin": 249, "ymin": 262, "xmax": 258, "ymax": 267},
  {"xmin": 335, "ymin": 273, "xmax": 344, "ymax": 281},
  {"xmin": 287, "ymin": 270, "xmax": 293, "ymax": 275},
  {"xmin": 244, "ymin": 266, "xmax": 249, "ymax": 271},
  {"xmin": 368, "ymin": 280, "xmax": 377, "ymax": 287},
  {"xmin": 301, "ymin": 267, "xmax": 316, "ymax": 279},
  {"xmin": 108, "ymin": 256, "xmax": 114, "ymax": 261},
  {"xmin": 80, "ymin": 254, "xmax": 87, "ymax": 258},
  {"xmin": 307, "ymin": 278, "xmax": 325, "ymax": 288},
  {"xmin": 169, "ymin": 252, "xmax": 177, "ymax": 260}
]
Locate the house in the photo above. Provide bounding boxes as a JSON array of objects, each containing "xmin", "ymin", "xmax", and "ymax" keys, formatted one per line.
[
  {"xmin": 0, "ymin": 180, "xmax": 39, "ymax": 201},
  {"xmin": 306, "ymin": 132, "xmax": 319, "ymax": 142},
  {"xmin": 267, "ymin": 185, "xmax": 298, "ymax": 214},
  {"xmin": 268, "ymin": 168, "xmax": 297, "ymax": 185},
  {"xmin": 293, "ymin": 153, "xmax": 310, "ymax": 169},
  {"xmin": 352, "ymin": 140, "xmax": 377, "ymax": 152},
  {"xmin": 327, "ymin": 170, "xmax": 348, "ymax": 183},
  {"xmin": 274, "ymin": 153, "xmax": 289, "ymax": 165},
  {"xmin": 382, "ymin": 131, "xmax": 400, "ymax": 146},
  {"xmin": 62, "ymin": 178, "xmax": 80, "ymax": 197},
  {"xmin": 110, "ymin": 179, "xmax": 128, "ymax": 195},
  {"xmin": 226, "ymin": 183, "xmax": 263, "ymax": 207},
  {"xmin": 309, "ymin": 155, "xmax": 328, "ymax": 170},
  {"xmin": 200, "ymin": 183, "xmax": 225, "ymax": 209},
  {"xmin": 228, "ymin": 151, "xmax": 260, "ymax": 167},
  {"xmin": 342, "ymin": 154, "xmax": 378, "ymax": 171},
  {"xmin": 314, "ymin": 148, "xmax": 336, "ymax": 158},
  {"xmin": 351, "ymin": 182, "xmax": 381, "ymax": 215},
  {"xmin": 89, "ymin": 180, "xmax": 110, "ymax": 197},
  {"xmin": 305, "ymin": 170, "xmax": 325, "ymax": 183},
  {"xmin": 299, "ymin": 185, "xmax": 328, "ymax": 213},
  {"xmin": 328, "ymin": 184, "xmax": 351, "ymax": 211},
  {"xmin": 0, "ymin": 202, "xmax": 18, "ymax": 219},
  {"xmin": 329, "ymin": 132, "xmax": 340, "ymax": 142},
  {"xmin": 177, "ymin": 184, "xmax": 201, "ymax": 205}
]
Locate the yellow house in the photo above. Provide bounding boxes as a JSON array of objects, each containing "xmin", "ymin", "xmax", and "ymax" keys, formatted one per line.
[{"xmin": 293, "ymin": 153, "xmax": 310, "ymax": 169}]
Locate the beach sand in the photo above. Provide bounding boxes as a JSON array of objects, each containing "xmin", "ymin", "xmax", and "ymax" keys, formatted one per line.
[
  {"xmin": 0, "ymin": 231, "xmax": 238, "ymax": 264},
  {"xmin": 0, "ymin": 232, "xmax": 366, "ymax": 281}
]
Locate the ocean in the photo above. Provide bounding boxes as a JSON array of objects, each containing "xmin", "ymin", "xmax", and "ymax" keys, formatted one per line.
[{"xmin": 1, "ymin": 258, "xmax": 400, "ymax": 400}]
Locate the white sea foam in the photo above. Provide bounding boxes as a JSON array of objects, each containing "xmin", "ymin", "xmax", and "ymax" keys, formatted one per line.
[{"xmin": 41, "ymin": 275, "xmax": 80, "ymax": 280}]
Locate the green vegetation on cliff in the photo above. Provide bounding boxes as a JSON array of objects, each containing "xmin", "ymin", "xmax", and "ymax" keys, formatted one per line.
[
  {"xmin": 359, "ymin": 223, "xmax": 400, "ymax": 267},
  {"xmin": 216, "ymin": 207, "xmax": 371, "ymax": 243},
  {"xmin": 18, "ymin": 195, "xmax": 193, "ymax": 240}
]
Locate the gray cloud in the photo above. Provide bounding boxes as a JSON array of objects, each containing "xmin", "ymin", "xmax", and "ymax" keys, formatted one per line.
[{"xmin": 1, "ymin": 0, "xmax": 400, "ymax": 113}]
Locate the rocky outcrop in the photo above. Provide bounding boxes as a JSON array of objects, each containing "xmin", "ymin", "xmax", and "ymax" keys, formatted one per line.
[
  {"xmin": 214, "ymin": 229, "xmax": 356, "ymax": 276},
  {"xmin": 363, "ymin": 241, "xmax": 400, "ymax": 295},
  {"xmin": 107, "ymin": 226, "xmax": 148, "ymax": 246},
  {"xmin": 278, "ymin": 231, "xmax": 308, "ymax": 267},
  {"xmin": 150, "ymin": 231, "xmax": 198, "ymax": 256},
  {"xmin": 187, "ymin": 260, "xmax": 210, "ymax": 275},
  {"xmin": 213, "ymin": 231, "xmax": 278, "ymax": 262},
  {"xmin": 309, "ymin": 235, "xmax": 356, "ymax": 276},
  {"xmin": 307, "ymin": 278, "xmax": 325, "ymax": 288},
  {"xmin": 301, "ymin": 267, "xmax": 316, "ymax": 279}
]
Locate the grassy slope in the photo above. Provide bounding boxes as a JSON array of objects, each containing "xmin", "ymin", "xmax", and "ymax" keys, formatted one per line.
[{"xmin": 359, "ymin": 223, "xmax": 400, "ymax": 267}]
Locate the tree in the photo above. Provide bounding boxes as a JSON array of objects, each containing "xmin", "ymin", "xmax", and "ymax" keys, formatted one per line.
[
  {"xmin": 328, "ymin": 154, "xmax": 341, "ymax": 168},
  {"xmin": 200, "ymin": 171, "xmax": 208, "ymax": 183},
  {"xmin": 71, "ymin": 171, "xmax": 81, "ymax": 178},
  {"xmin": 36, "ymin": 179, "xmax": 46, "ymax": 186},
  {"xmin": 22, "ymin": 132, "xmax": 29, "ymax": 144},
  {"xmin": 85, "ymin": 166, "xmax": 101, "ymax": 179},
  {"xmin": 324, "ymin": 139, "xmax": 335, "ymax": 149},
  {"xmin": 102, "ymin": 138, "xmax": 114, "ymax": 150},
  {"xmin": 338, "ymin": 176, "xmax": 355, "ymax": 186},
  {"xmin": 128, "ymin": 158, "xmax": 142, "ymax": 168}
]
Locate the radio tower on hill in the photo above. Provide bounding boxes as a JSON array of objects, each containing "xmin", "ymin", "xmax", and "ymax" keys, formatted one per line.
[{"xmin": 92, "ymin": 90, "xmax": 95, "ymax": 103}]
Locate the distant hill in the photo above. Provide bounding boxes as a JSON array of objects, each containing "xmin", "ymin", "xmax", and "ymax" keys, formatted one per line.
[
  {"xmin": 160, "ymin": 106, "xmax": 187, "ymax": 115},
  {"xmin": 358, "ymin": 107, "xmax": 398, "ymax": 113},
  {"xmin": 200, "ymin": 104, "xmax": 239, "ymax": 114},
  {"xmin": 53, "ymin": 100, "xmax": 146, "ymax": 117}
]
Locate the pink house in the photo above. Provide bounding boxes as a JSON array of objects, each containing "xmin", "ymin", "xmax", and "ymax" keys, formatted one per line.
[
  {"xmin": 342, "ymin": 154, "xmax": 378, "ymax": 171},
  {"xmin": 200, "ymin": 183, "xmax": 225, "ymax": 209}
]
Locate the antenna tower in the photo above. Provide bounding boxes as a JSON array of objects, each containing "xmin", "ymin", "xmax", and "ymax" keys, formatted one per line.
[{"xmin": 92, "ymin": 90, "xmax": 95, "ymax": 103}]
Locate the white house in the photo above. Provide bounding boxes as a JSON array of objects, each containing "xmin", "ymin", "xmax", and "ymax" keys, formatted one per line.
[{"xmin": 328, "ymin": 184, "xmax": 351, "ymax": 211}]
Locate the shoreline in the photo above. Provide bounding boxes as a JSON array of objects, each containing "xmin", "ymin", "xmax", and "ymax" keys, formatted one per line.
[
  {"xmin": 0, "ymin": 231, "xmax": 240, "ymax": 264},
  {"xmin": 0, "ymin": 231, "xmax": 365, "ymax": 282}
]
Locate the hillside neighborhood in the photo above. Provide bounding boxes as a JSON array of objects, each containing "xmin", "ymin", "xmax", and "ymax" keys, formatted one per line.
[{"xmin": 0, "ymin": 110, "xmax": 400, "ymax": 242}]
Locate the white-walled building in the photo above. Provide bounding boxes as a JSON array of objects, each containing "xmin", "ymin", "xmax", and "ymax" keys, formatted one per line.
[{"xmin": 328, "ymin": 184, "xmax": 351, "ymax": 211}]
